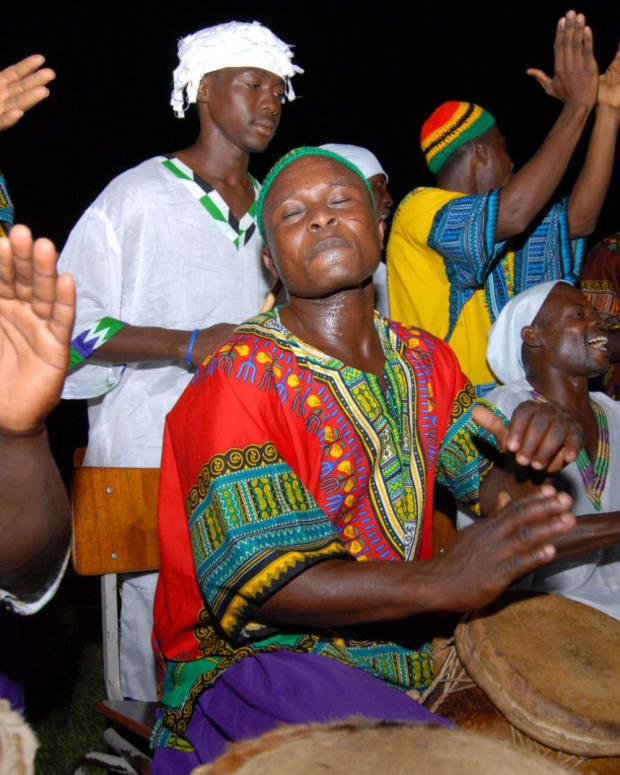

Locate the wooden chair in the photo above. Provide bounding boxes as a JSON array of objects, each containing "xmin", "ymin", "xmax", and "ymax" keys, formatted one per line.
[{"xmin": 71, "ymin": 465, "xmax": 160, "ymax": 775}]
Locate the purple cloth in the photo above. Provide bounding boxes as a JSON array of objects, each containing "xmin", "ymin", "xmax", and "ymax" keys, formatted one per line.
[
  {"xmin": 151, "ymin": 651, "xmax": 450, "ymax": 774},
  {"xmin": 0, "ymin": 608, "xmax": 24, "ymax": 711}
]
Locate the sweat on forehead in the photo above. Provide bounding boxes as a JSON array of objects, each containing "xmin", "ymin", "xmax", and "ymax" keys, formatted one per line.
[{"xmin": 257, "ymin": 146, "xmax": 374, "ymax": 239}]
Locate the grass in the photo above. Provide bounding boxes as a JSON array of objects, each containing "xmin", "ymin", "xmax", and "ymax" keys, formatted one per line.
[{"xmin": 21, "ymin": 569, "xmax": 108, "ymax": 774}]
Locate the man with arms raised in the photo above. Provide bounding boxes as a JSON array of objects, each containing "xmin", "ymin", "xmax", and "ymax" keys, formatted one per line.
[
  {"xmin": 152, "ymin": 147, "xmax": 592, "ymax": 770},
  {"xmin": 388, "ymin": 11, "xmax": 620, "ymax": 395},
  {"xmin": 58, "ymin": 21, "xmax": 301, "ymax": 700}
]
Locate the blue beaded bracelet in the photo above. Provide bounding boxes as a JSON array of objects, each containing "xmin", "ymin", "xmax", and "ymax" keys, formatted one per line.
[{"xmin": 186, "ymin": 328, "xmax": 199, "ymax": 365}]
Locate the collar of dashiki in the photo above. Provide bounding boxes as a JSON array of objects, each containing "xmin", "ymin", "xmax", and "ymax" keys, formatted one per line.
[
  {"xmin": 160, "ymin": 155, "xmax": 260, "ymax": 250},
  {"xmin": 530, "ymin": 388, "xmax": 609, "ymax": 510}
]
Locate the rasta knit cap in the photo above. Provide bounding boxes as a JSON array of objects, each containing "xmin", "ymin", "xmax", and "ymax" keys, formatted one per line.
[
  {"xmin": 257, "ymin": 146, "xmax": 374, "ymax": 239},
  {"xmin": 421, "ymin": 101, "xmax": 495, "ymax": 174}
]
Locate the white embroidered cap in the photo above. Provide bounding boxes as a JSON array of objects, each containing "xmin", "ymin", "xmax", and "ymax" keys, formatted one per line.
[{"xmin": 171, "ymin": 20, "xmax": 303, "ymax": 118}]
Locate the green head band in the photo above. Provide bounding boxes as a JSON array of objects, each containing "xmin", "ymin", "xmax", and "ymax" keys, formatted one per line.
[{"xmin": 257, "ymin": 146, "xmax": 375, "ymax": 240}]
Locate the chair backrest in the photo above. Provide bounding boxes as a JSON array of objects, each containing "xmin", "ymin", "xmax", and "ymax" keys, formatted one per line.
[{"xmin": 72, "ymin": 467, "xmax": 161, "ymax": 575}]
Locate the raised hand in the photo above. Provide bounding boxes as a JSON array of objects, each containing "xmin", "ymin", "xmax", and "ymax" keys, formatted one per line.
[
  {"xmin": 526, "ymin": 10, "xmax": 598, "ymax": 110},
  {"xmin": 0, "ymin": 225, "xmax": 75, "ymax": 432},
  {"xmin": 472, "ymin": 400, "xmax": 582, "ymax": 473},
  {"xmin": 598, "ymin": 40, "xmax": 620, "ymax": 109},
  {"xmin": 0, "ymin": 55, "xmax": 55, "ymax": 131},
  {"xmin": 436, "ymin": 485, "xmax": 575, "ymax": 611}
]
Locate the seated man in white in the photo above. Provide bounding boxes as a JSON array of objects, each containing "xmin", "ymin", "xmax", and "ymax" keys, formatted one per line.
[{"xmin": 459, "ymin": 280, "xmax": 620, "ymax": 620}]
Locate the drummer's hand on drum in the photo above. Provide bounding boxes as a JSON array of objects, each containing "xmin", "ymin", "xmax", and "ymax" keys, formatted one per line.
[
  {"xmin": 437, "ymin": 485, "xmax": 576, "ymax": 611},
  {"xmin": 472, "ymin": 401, "xmax": 582, "ymax": 472}
]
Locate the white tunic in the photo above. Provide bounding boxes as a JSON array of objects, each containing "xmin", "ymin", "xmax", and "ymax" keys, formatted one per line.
[
  {"xmin": 59, "ymin": 156, "xmax": 272, "ymax": 699},
  {"xmin": 60, "ymin": 156, "xmax": 272, "ymax": 467},
  {"xmin": 458, "ymin": 378, "xmax": 620, "ymax": 621}
]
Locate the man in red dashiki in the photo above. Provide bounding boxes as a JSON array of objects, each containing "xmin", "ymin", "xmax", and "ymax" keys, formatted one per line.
[{"xmin": 151, "ymin": 147, "xmax": 581, "ymax": 772}]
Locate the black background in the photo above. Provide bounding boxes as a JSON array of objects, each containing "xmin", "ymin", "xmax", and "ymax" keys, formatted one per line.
[
  {"xmin": 3, "ymin": 0, "xmax": 620, "ymax": 248},
  {"xmin": 3, "ymin": 0, "xmax": 620, "ymax": 459}
]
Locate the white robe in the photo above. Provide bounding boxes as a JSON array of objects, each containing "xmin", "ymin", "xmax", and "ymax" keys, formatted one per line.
[
  {"xmin": 458, "ymin": 378, "xmax": 620, "ymax": 621},
  {"xmin": 59, "ymin": 156, "xmax": 272, "ymax": 698}
]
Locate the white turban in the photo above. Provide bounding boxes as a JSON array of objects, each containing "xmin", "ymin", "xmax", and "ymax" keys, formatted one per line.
[
  {"xmin": 171, "ymin": 21, "xmax": 303, "ymax": 118},
  {"xmin": 319, "ymin": 144, "xmax": 388, "ymax": 181},
  {"xmin": 487, "ymin": 281, "xmax": 572, "ymax": 385}
]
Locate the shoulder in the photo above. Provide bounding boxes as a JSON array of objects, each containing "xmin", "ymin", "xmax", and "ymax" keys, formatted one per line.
[
  {"xmin": 592, "ymin": 391, "xmax": 620, "ymax": 420},
  {"xmin": 92, "ymin": 157, "xmax": 169, "ymax": 203},
  {"xmin": 387, "ymin": 318, "xmax": 462, "ymax": 373},
  {"xmin": 393, "ymin": 187, "xmax": 467, "ymax": 221}
]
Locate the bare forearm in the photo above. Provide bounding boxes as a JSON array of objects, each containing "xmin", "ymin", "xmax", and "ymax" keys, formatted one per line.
[
  {"xmin": 567, "ymin": 104, "xmax": 620, "ymax": 236},
  {"xmin": 94, "ymin": 324, "xmax": 190, "ymax": 362},
  {"xmin": 496, "ymin": 103, "xmax": 591, "ymax": 240},
  {"xmin": 256, "ymin": 558, "xmax": 448, "ymax": 628},
  {"xmin": 93, "ymin": 322, "xmax": 235, "ymax": 366},
  {"xmin": 0, "ymin": 430, "xmax": 70, "ymax": 596},
  {"xmin": 550, "ymin": 512, "xmax": 620, "ymax": 560}
]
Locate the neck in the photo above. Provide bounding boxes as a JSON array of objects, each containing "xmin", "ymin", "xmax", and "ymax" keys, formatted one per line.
[
  {"xmin": 279, "ymin": 281, "xmax": 382, "ymax": 368},
  {"xmin": 527, "ymin": 368, "xmax": 592, "ymax": 419},
  {"xmin": 174, "ymin": 125, "xmax": 251, "ymax": 187},
  {"xmin": 436, "ymin": 165, "xmax": 476, "ymax": 195}
]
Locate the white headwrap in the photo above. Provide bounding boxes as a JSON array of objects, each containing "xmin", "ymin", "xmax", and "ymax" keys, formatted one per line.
[
  {"xmin": 319, "ymin": 144, "xmax": 388, "ymax": 181},
  {"xmin": 171, "ymin": 21, "xmax": 303, "ymax": 118},
  {"xmin": 487, "ymin": 281, "xmax": 572, "ymax": 385}
]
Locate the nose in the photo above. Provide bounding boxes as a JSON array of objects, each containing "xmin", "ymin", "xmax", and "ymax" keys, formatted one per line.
[
  {"xmin": 260, "ymin": 88, "xmax": 281, "ymax": 118},
  {"xmin": 308, "ymin": 205, "xmax": 337, "ymax": 231},
  {"xmin": 384, "ymin": 186, "xmax": 394, "ymax": 210}
]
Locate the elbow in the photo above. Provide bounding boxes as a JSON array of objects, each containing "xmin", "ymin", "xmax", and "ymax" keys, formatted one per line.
[{"xmin": 568, "ymin": 217, "xmax": 598, "ymax": 239}]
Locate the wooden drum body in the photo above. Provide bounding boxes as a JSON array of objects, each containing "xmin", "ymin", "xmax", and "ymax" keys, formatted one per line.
[{"xmin": 430, "ymin": 593, "xmax": 620, "ymax": 772}]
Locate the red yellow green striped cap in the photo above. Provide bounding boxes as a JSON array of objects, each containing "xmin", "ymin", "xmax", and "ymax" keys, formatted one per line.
[{"xmin": 421, "ymin": 101, "xmax": 495, "ymax": 173}]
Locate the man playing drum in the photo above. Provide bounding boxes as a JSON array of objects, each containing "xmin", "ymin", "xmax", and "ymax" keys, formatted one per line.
[{"xmin": 152, "ymin": 147, "xmax": 591, "ymax": 772}]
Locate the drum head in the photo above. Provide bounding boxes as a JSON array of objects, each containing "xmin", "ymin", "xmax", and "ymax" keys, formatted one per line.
[
  {"xmin": 199, "ymin": 719, "xmax": 570, "ymax": 774},
  {"xmin": 456, "ymin": 592, "xmax": 620, "ymax": 756}
]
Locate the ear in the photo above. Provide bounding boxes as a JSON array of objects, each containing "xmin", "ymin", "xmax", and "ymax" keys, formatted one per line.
[
  {"xmin": 262, "ymin": 244, "xmax": 278, "ymax": 276},
  {"xmin": 377, "ymin": 217, "xmax": 386, "ymax": 249},
  {"xmin": 473, "ymin": 139, "xmax": 489, "ymax": 165},
  {"xmin": 521, "ymin": 325, "xmax": 543, "ymax": 348},
  {"xmin": 196, "ymin": 73, "xmax": 211, "ymax": 104}
]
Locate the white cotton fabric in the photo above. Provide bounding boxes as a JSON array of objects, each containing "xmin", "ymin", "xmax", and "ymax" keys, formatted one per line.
[
  {"xmin": 458, "ymin": 379, "xmax": 620, "ymax": 621},
  {"xmin": 486, "ymin": 280, "xmax": 570, "ymax": 385},
  {"xmin": 319, "ymin": 143, "xmax": 388, "ymax": 181},
  {"xmin": 0, "ymin": 547, "xmax": 69, "ymax": 616},
  {"xmin": 59, "ymin": 155, "xmax": 273, "ymax": 699},
  {"xmin": 171, "ymin": 21, "xmax": 303, "ymax": 117}
]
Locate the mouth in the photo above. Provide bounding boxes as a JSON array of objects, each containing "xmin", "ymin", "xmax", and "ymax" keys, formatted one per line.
[
  {"xmin": 252, "ymin": 119, "xmax": 277, "ymax": 136},
  {"xmin": 587, "ymin": 335, "xmax": 608, "ymax": 351},
  {"xmin": 309, "ymin": 237, "xmax": 351, "ymax": 258}
]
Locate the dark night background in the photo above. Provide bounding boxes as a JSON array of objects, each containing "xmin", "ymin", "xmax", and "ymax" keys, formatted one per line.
[
  {"xmin": 2, "ymin": 0, "xmax": 620, "ymax": 468},
  {"xmin": 3, "ymin": 0, "xmax": 620, "ymax": 251}
]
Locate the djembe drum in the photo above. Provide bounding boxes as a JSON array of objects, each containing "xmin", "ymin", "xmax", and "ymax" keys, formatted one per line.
[
  {"xmin": 427, "ymin": 592, "xmax": 620, "ymax": 772},
  {"xmin": 193, "ymin": 719, "xmax": 572, "ymax": 774}
]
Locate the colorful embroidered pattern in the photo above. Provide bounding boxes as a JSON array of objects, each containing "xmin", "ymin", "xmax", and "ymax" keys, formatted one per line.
[
  {"xmin": 154, "ymin": 312, "xmax": 497, "ymax": 750},
  {"xmin": 161, "ymin": 156, "xmax": 259, "ymax": 249},
  {"xmin": 0, "ymin": 174, "xmax": 14, "ymax": 236},
  {"xmin": 429, "ymin": 194, "xmax": 584, "ymax": 341},
  {"xmin": 530, "ymin": 390, "xmax": 609, "ymax": 510},
  {"xmin": 69, "ymin": 316, "xmax": 126, "ymax": 369}
]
